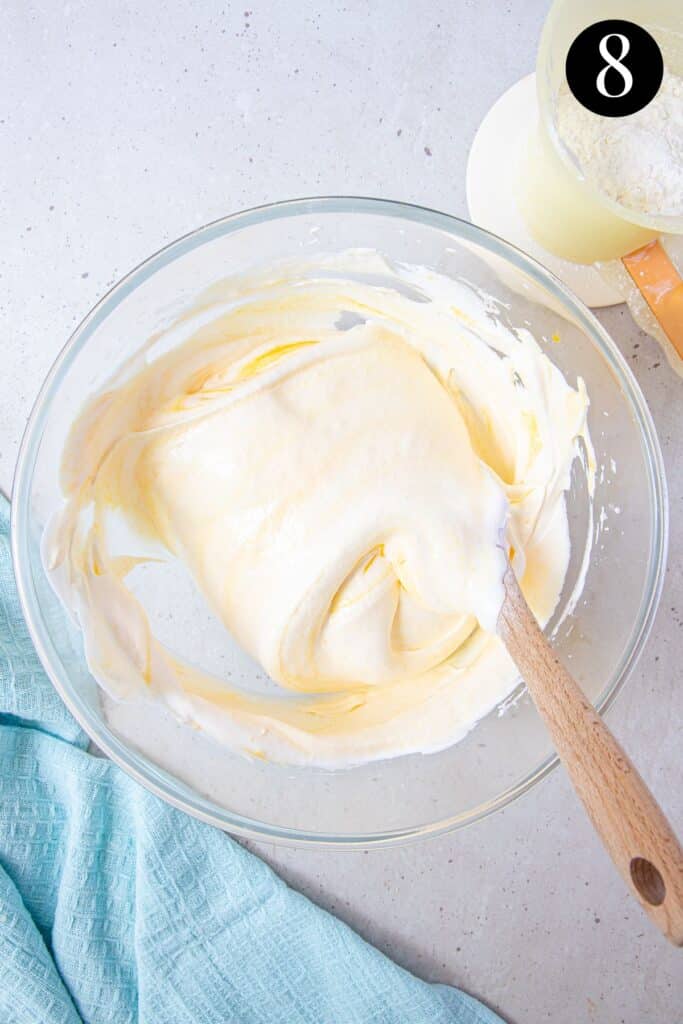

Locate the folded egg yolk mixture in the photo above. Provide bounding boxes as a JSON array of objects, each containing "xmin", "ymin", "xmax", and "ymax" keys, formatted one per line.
[{"xmin": 45, "ymin": 251, "xmax": 593, "ymax": 767}]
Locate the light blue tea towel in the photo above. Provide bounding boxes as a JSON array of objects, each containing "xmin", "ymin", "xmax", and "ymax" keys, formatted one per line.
[{"xmin": 0, "ymin": 497, "xmax": 503, "ymax": 1024}]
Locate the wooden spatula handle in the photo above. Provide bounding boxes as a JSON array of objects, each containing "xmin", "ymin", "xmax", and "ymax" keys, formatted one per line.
[{"xmin": 499, "ymin": 566, "xmax": 683, "ymax": 945}]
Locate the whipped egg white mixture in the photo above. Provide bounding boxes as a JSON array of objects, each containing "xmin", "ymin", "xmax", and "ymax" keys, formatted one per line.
[{"xmin": 45, "ymin": 251, "xmax": 593, "ymax": 767}]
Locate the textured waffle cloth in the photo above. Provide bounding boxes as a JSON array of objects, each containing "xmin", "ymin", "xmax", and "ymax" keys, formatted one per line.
[{"xmin": 0, "ymin": 496, "xmax": 503, "ymax": 1024}]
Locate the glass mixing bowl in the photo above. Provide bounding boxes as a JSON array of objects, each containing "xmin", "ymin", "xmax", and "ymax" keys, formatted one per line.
[{"xmin": 12, "ymin": 198, "xmax": 668, "ymax": 848}]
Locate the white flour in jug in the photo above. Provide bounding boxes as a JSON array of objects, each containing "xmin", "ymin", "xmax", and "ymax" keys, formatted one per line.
[{"xmin": 556, "ymin": 69, "xmax": 683, "ymax": 217}]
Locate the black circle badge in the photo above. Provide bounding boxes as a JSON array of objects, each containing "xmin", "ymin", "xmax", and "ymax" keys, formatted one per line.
[{"xmin": 565, "ymin": 19, "xmax": 664, "ymax": 117}]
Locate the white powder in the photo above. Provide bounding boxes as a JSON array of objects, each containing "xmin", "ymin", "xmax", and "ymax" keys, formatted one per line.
[{"xmin": 556, "ymin": 69, "xmax": 683, "ymax": 217}]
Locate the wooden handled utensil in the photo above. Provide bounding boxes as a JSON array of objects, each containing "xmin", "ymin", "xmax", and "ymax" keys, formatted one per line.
[{"xmin": 499, "ymin": 563, "xmax": 683, "ymax": 946}]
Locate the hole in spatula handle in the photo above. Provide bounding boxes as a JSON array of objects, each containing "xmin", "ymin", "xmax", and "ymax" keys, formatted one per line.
[{"xmin": 630, "ymin": 857, "xmax": 666, "ymax": 906}]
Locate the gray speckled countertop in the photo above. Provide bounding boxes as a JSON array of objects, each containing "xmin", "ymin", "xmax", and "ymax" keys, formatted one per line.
[{"xmin": 3, "ymin": 2, "xmax": 682, "ymax": 1021}]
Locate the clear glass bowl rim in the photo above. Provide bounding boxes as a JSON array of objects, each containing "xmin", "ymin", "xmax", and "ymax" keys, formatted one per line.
[{"xmin": 11, "ymin": 196, "xmax": 669, "ymax": 849}]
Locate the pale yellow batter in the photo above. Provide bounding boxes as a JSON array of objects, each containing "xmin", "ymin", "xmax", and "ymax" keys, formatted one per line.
[{"xmin": 45, "ymin": 251, "xmax": 593, "ymax": 766}]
